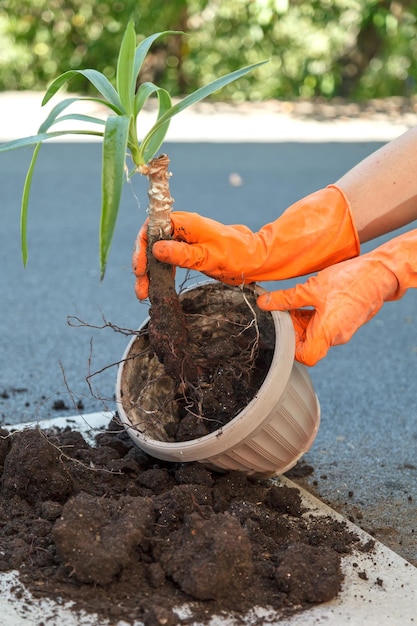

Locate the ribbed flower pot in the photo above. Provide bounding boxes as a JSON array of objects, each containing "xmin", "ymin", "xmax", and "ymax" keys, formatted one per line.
[{"xmin": 116, "ymin": 282, "xmax": 320, "ymax": 478}]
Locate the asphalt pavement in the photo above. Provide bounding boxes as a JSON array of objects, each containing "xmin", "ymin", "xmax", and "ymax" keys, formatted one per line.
[{"xmin": 1, "ymin": 92, "xmax": 417, "ymax": 567}]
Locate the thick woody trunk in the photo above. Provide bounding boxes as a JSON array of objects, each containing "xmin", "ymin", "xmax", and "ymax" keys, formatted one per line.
[{"xmin": 140, "ymin": 154, "xmax": 190, "ymax": 382}]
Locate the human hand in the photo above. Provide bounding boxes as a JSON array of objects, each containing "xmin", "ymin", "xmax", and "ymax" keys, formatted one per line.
[
  {"xmin": 132, "ymin": 212, "xmax": 256, "ymax": 299},
  {"xmin": 257, "ymin": 231, "xmax": 417, "ymax": 365},
  {"xmin": 133, "ymin": 185, "xmax": 360, "ymax": 300}
]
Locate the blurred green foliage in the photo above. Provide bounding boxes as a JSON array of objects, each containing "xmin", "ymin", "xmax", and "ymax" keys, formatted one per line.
[{"xmin": 1, "ymin": 0, "xmax": 417, "ymax": 100}]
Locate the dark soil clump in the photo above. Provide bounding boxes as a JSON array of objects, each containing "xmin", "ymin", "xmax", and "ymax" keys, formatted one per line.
[{"xmin": 0, "ymin": 421, "xmax": 373, "ymax": 625}]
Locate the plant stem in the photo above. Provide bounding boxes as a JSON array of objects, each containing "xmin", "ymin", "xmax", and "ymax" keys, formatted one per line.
[{"xmin": 141, "ymin": 154, "xmax": 190, "ymax": 382}]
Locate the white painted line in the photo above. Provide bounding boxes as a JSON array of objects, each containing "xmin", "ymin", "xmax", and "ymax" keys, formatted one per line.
[
  {"xmin": 0, "ymin": 571, "xmax": 106, "ymax": 626},
  {"xmin": 3, "ymin": 412, "xmax": 417, "ymax": 625},
  {"xmin": 277, "ymin": 476, "xmax": 417, "ymax": 626},
  {"xmin": 7, "ymin": 411, "xmax": 114, "ymax": 444}
]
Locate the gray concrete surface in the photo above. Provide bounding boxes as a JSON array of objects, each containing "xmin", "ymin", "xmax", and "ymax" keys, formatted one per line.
[{"xmin": 1, "ymin": 94, "xmax": 416, "ymax": 568}]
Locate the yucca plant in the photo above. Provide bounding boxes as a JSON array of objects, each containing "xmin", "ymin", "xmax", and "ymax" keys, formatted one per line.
[{"xmin": 0, "ymin": 21, "xmax": 265, "ymax": 379}]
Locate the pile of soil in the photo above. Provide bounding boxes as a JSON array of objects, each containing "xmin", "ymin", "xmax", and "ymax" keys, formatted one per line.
[{"xmin": 0, "ymin": 419, "xmax": 374, "ymax": 626}]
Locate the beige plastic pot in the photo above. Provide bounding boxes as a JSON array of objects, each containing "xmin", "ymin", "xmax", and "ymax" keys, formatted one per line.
[{"xmin": 116, "ymin": 282, "xmax": 320, "ymax": 478}]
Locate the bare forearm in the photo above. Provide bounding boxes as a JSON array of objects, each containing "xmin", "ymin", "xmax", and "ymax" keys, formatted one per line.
[{"xmin": 336, "ymin": 126, "xmax": 417, "ymax": 242}]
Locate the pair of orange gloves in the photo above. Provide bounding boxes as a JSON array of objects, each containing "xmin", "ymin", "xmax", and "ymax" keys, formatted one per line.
[{"xmin": 133, "ymin": 185, "xmax": 417, "ymax": 366}]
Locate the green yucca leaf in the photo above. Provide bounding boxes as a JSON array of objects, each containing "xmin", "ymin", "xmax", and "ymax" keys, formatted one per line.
[
  {"xmin": 116, "ymin": 20, "xmax": 136, "ymax": 115},
  {"xmin": 49, "ymin": 113, "xmax": 106, "ymax": 127},
  {"xmin": 139, "ymin": 60, "xmax": 268, "ymax": 161},
  {"xmin": 142, "ymin": 88, "xmax": 172, "ymax": 164},
  {"xmin": 133, "ymin": 30, "xmax": 183, "ymax": 81},
  {"xmin": 100, "ymin": 115, "xmax": 130, "ymax": 277},
  {"xmin": 38, "ymin": 97, "xmax": 82, "ymax": 133},
  {"xmin": 21, "ymin": 143, "xmax": 42, "ymax": 266},
  {"xmin": 42, "ymin": 69, "xmax": 124, "ymax": 113},
  {"xmin": 132, "ymin": 82, "xmax": 172, "ymax": 164},
  {"xmin": 134, "ymin": 81, "xmax": 160, "ymax": 117},
  {"xmin": 0, "ymin": 129, "xmax": 104, "ymax": 152},
  {"xmin": 38, "ymin": 97, "xmax": 121, "ymax": 134}
]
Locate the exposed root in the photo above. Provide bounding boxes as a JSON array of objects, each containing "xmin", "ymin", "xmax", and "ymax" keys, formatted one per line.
[
  {"xmin": 67, "ymin": 313, "xmax": 143, "ymax": 337},
  {"xmin": 144, "ymin": 154, "xmax": 193, "ymax": 382},
  {"xmin": 119, "ymin": 283, "xmax": 276, "ymax": 442},
  {"xmin": 63, "ymin": 281, "xmax": 274, "ymax": 445}
]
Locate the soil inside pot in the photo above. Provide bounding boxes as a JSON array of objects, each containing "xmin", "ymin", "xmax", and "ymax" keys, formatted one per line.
[
  {"xmin": 0, "ymin": 420, "xmax": 374, "ymax": 626},
  {"xmin": 119, "ymin": 282, "xmax": 276, "ymax": 442}
]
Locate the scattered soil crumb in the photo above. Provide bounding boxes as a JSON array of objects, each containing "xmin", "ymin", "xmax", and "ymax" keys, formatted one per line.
[{"xmin": 0, "ymin": 420, "xmax": 373, "ymax": 625}]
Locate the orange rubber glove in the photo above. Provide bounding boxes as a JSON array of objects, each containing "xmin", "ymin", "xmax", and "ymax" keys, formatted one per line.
[
  {"xmin": 133, "ymin": 185, "xmax": 359, "ymax": 300},
  {"xmin": 257, "ymin": 229, "xmax": 417, "ymax": 366}
]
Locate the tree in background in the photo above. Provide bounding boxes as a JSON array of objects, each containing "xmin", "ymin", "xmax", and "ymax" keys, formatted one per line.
[
  {"xmin": 0, "ymin": 0, "xmax": 193, "ymax": 93},
  {"xmin": 1, "ymin": 0, "xmax": 417, "ymax": 100},
  {"xmin": 333, "ymin": 0, "xmax": 417, "ymax": 98}
]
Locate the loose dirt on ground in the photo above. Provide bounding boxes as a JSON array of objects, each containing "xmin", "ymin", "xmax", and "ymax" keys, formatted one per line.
[{"xmin": 0, "ymin": 420, "xmax": 374, "ymax": 626}]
